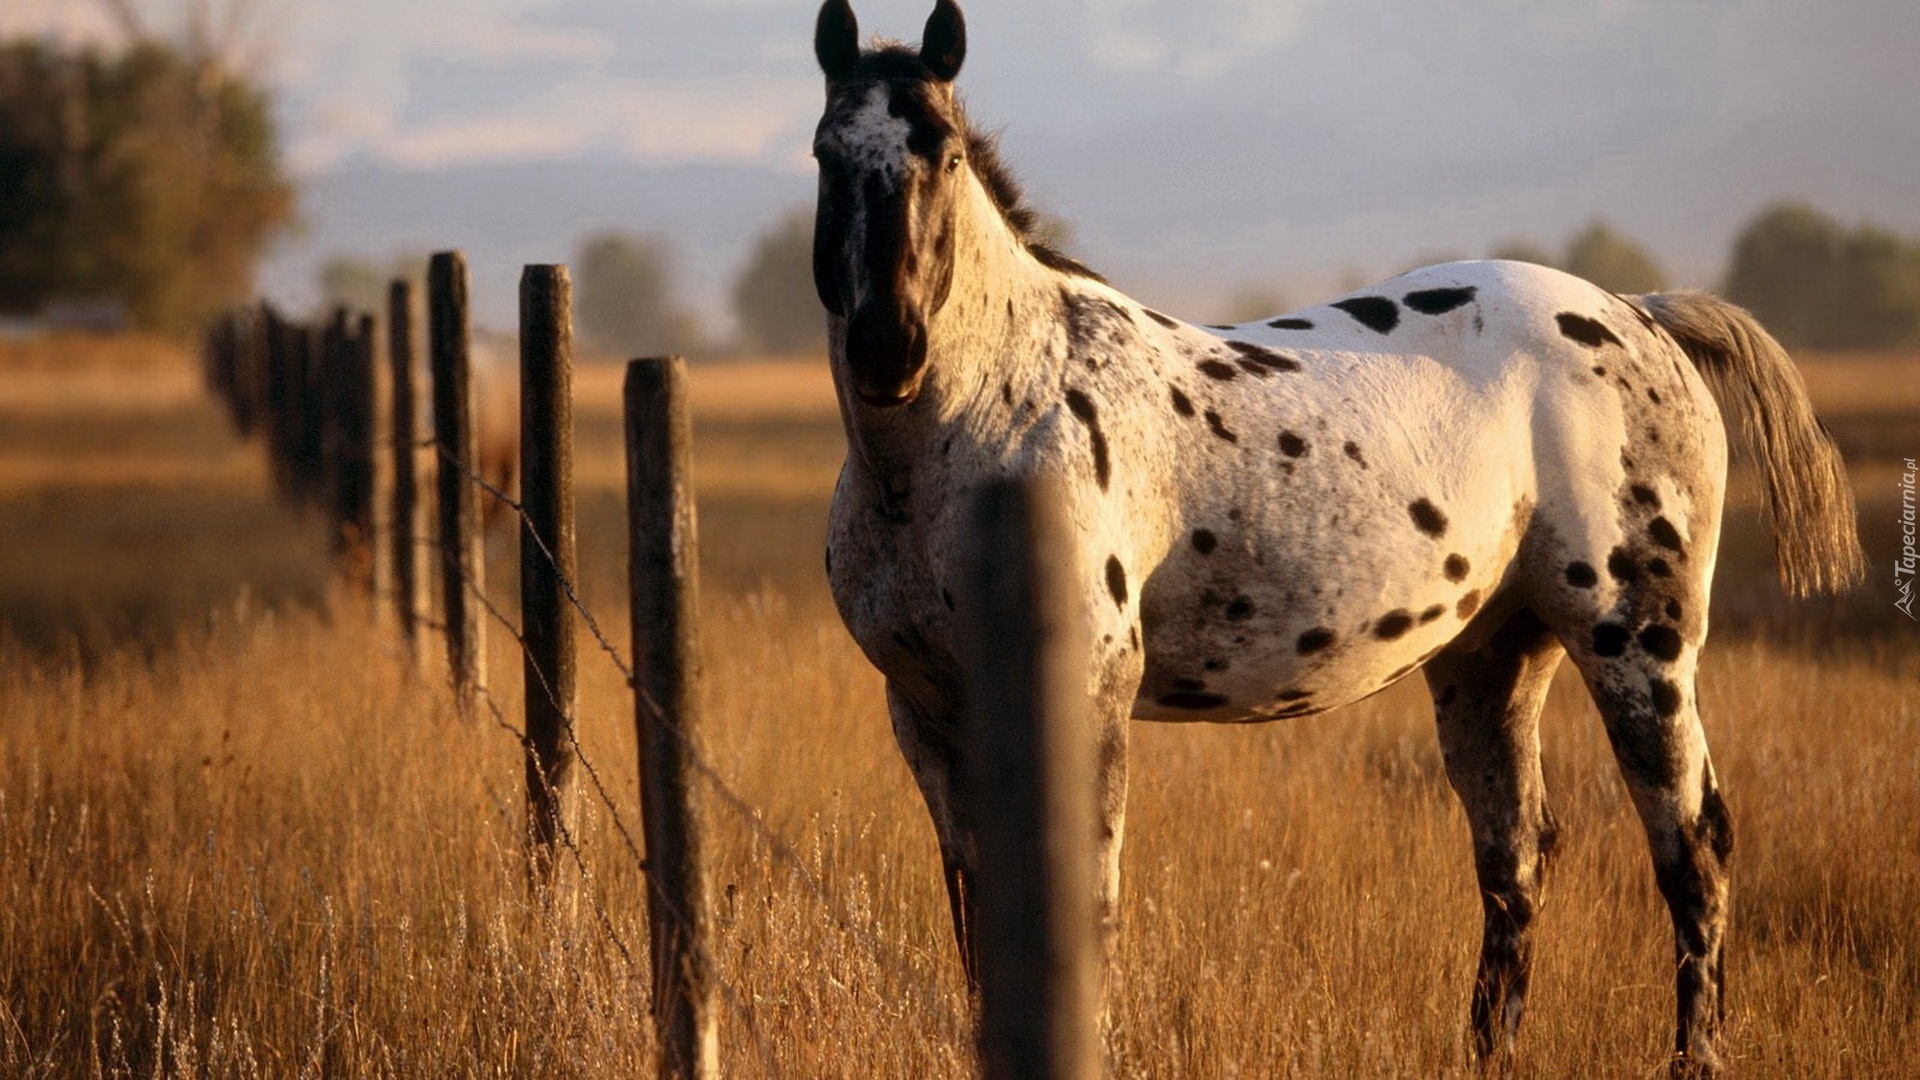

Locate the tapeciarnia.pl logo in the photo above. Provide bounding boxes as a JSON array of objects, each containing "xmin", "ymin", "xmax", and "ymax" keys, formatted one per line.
[{"xmin": 1898, "ymin": 457, "xmax": 1917, "ymax": 620}]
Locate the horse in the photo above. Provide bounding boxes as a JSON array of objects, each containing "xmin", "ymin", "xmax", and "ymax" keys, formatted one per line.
[{"xmin": 808, "ymin": 2, "xmax": 1863, "ymax": 1073}]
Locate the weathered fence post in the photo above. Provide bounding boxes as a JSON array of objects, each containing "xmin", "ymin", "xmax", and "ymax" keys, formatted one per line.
[
  {"xmin": 960, "ymin": 477, "xmax": 1101, "ymax": 1080},
  {"xmin": 388, "ymin": 280, "xmax": 422, "ymax": 646},
  {"xmin": 430, "ymin": 251, "xmax": 487, "ymax": 718},
  {"xmin": 323, "ymin": 309, "xmax": 378, "ymax": 587},
  {"xmin": 624, "ymin": 357, "xmax": 718, "ymax": 1080},
  {"xmin": 519, "ymin": 265, "xmax": 578, "ymax": 884},
  {"xmin": 297, "ymin": 321, "xmax": 327, "ymax": 507}
]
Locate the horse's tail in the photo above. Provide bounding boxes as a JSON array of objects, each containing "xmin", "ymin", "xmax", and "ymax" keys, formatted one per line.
[{"xmin": 1636, "ymin": 290, "xmax": 1864, "ymax": 596}]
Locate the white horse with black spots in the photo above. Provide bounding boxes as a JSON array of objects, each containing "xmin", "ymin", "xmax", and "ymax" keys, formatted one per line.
[{"xmin": 809, "ymin": 3, "xmax": 1864, "ymax": 1074}]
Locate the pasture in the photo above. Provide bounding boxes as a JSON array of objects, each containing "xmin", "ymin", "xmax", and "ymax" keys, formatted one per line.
[{"xmin": 1, "ymin": 332, "xmax": 1915, "ymax": 1076}]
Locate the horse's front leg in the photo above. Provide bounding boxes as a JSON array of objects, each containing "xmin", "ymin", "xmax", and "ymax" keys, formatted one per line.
[
  {"xmin": 887, "ymin": 647, "xmax": 1138, "ymax": 1009},
  {"xmin": 886, "ymin": 681, "xmax": 982, "ymax": 988}
]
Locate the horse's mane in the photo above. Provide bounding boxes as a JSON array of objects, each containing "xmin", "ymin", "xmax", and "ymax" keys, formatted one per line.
[{"xmin": 848, "ymin": 45, "xmax": 1106, "ymax": 284}]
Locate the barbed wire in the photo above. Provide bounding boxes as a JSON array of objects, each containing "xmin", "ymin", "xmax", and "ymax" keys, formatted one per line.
[{"xmin": 419, "ymin": 448, "xmax": 959, "ymax": 1002}]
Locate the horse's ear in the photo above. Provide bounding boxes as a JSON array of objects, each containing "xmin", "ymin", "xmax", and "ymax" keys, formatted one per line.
[
  {"xmin": 919, "ymin": 0, "xmax": 965, "ymax": 82},
  {"xmin": 815, "ymin": 0, "xmax": 861, "ymax": 81}
]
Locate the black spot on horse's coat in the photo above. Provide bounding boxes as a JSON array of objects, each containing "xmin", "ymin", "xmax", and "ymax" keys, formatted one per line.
[
  {"xmin": 1203, "ymin": 658, "xmax": 1228, "ymax": 672},
  {"xmin": 1403, "ymin": 286, "xmax": 1478, "ymax": 315},
  {"xmin": 1409, "ymin": 499, "xmax": 1449, "ymax": 538},
  {"xmin": 1278, "ymin": 431, "xmax": 1308, "ymax": 457},
  {"xmin": 1296, "ymin": 627, "xmax": 1336, "ymax": 654},
  {"xmin": 1343, "ymin": 442, "xmax": 1367, "ymax": 467},
  {"xmin": 1171, "ymin": 677, "xmax": 1206, "ymax": 692},
  {"xmin": 1105, "ymin": 556, "xmax": 1128, "ymax": 608},
  {"xmin": 1207, "ymin": 324, "xmax": 1235, "ymax": 331},
  {"xmin": 1000, "ymin": 381, "xmax": 1014, "ymax": 406},
  {"xmin": 1277, "ymin": 688, "xmax": 1311, "ymax": 702},
  {"xmin": 1665, "ymin": 598, "xmax": 1683, "ymax": 620},
  {"xmin": 1332, "ymin": 296, "xmax": 1401, "ymax": 334},
  {"xmin": 1144, "ymin": 308, "xmax": 1179, "ymax": 329},
  {"xmin": 1592, "ymin": 622, "xmax": 1631, "ymax": 658},
  {"xmin": 1556, "ymin": 312, "xmax": 1624, "ymax": 349},
  {"xmin": 1700, "ymin": 784, "xmax": 1734, "ymax": 861},
  {"xmin": 1648, "ymin": 558, "xmax": 1673, "ymax": 578},
  {"xmin": 1456, "ymin": 589, "xmax": 1482, "ymax": 619},
  {"xmin": 1205, "ymin": 411, "xmax": 1239, "ymax": 443},
  {"xmin": 1169, "ymin": 386, "xmax": 1196, "ymax": 417},
  {"xmin": 1648, "ymin": 516, "xmax": 1684, "ymax": 552},
  {"xmin": 1650, "ymin": 678, "xmax": 1683, "ymax": 717},
  {"xmin": 1420, "ymin": 604, "xmax": 1446, "ymax": 624},
  {"xmin": 942, "ymin": 587, "xmax": 955, "ymax": 611},
  {"xmin": 1374, "ymin": 610, "xmax": 1414, "ymax": 640},
  {"xmin": 1225, "ymin": 596, "xmax": 1255, "ymax": 621},
  {"xmin": 1444, "ymin": 554, "xmax": 1470, "ymax": 582},
  {"xmin": 1064, "ymin": 388, "xmax": 1111, "ymax": 490},
  {"xmin": 1630, "ymin": 484, "xmax": 1660, "ymax": 508},
  {"xmin": 1566, "ymin": 561, "xmax": 1599, "ymax": 588},
  {"xmin": 1638, "ymin": 624, "xmax": 1683, "ymax": 663},
  {"xmin": 1197, "ymin": 359, "xmax": 1239, "ymax": 381},
  {"xmin": 1226, "ymin": 339, "xmax": 1301, "ymax": 372},
  {"xmin": 1191, "ymin": 529, "xmax": 1218, "ymax": 555},
  {"xmin": 1607, "ymin": 548, "xmax": 1640, "ymax": 583},
  {"xmin": 1647, "ymin": 387, "xmax": 1663, "ymax": 405},
  {"xmin": 1129, "ymin": 627, "xmax": 1140, "ymax": 651},
  {"xmin": 1160, "ymin": 691, "xmax": 1229, "ymax": 710},
  {"xmin": 1592, "ymin": 366, "xmax": 1608, "ymax": 376},
  {"xmin": 1267, "ymin": 317, "xmax": 1315, "ymax": 330}
]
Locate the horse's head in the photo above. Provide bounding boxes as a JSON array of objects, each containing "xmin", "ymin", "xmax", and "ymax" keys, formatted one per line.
[{"xmin": 812, "ymin": 0, "xmax": 969, "ymax": 409}]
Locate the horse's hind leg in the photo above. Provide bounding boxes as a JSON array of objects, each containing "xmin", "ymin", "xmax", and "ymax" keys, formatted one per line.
[
  {"xmin": 1422, "ymin": 610, "xmax": 1566, "ymax": 1062},
  {"xmin": 1562, "ymin": 629, "xmax": 1731, "ymax": 1077}
]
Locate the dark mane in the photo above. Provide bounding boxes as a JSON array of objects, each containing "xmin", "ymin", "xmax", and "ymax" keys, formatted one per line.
[{"xmin": 843, "ymin": 44, "xmax": 1106, "ymax": 283}]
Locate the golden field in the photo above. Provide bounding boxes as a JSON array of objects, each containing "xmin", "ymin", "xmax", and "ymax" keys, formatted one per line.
[{"xmin": 1, "ymin": 333, "xmax": 1916, "ymax": 1076}]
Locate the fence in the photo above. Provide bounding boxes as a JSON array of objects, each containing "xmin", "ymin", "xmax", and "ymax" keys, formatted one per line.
[{"xmin": 203, "ymin": 253, "xmax": 1100, "ymax": 1078}]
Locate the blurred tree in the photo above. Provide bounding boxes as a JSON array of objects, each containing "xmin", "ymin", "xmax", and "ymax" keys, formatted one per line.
[
  {"xmin": 1725, "ymin": 202, "xmax": 1920, "ymax": 350},
  {"xmin": 1489, "ymin": 239, "xmax": 1558, "ymax": 267},
  {"xmin": 0, "ymin": 23, "xmax": 292, "ymax": 332},
  {"xmin": 318, "ymin": 253, "xmax": 428, "ymax": 319},
  {"xmin": 1563, "ymin": 220, "xmax": 1667, "ymax": 293},
  {"xmin": 731, "ymin": 208, "xmax": 823, "ymax": 356},
  {"xmin": 1218, "ymin": 286, "xmax": 1289, "ymax": 324},
  {"xmin": 574, "ymin": 231, "xmax": 701, "ymax": 359}
]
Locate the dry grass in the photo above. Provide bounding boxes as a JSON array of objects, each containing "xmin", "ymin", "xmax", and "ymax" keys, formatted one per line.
[{"xmin": 1, "ymin": 335, "xmax": 1917, "ymax": 1076}]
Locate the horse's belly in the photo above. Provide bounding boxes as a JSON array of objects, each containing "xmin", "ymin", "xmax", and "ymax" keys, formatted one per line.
[{"xmin": 1130, "ymin": 489, "xmax": 1518, "ymax": 722}]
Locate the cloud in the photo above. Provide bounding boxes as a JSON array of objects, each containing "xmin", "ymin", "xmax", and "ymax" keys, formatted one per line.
[
  {"xmin": 1083, "ymin": 0, "xmax": 1312, "ymax": 78},
  {"xmin": 0, "ymin": 0, "xmax": 124, "ymax": 46},
  {"xmin": 289, "ymin": 73, "xmax": 818, "ymax": 171}
]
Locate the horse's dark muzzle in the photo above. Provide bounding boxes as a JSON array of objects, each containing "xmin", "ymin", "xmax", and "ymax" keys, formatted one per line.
[{"xmin": 846, "ymin": 305, "xmax": 929, "ymax": 408}]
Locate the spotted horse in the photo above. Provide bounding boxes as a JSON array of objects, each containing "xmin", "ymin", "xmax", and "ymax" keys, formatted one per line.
[{"xmin": 810, "ymin": 2, "xmax": 1864, "ymax": 1073}]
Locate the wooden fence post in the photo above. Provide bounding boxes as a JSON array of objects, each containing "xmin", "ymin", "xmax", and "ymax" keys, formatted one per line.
[
  {"xmin": 624, "ymin": 356, "xmax": 718, "ymax": 1080},
  {"xmin": 388, "ymin": 280, "xmax": 422, "ymax": 646},
  {"xmin": 264, "ymin": 305, "xmax": 298, "ymax": 500},
  {"xmin": 960, "ymin": 477, "xmax": 1101, "ymax": 1080},
  {"xmin": 519, "ymin": 265, "xmax": 578, "ymax": 883},
  {"xmin": 322, "ymin": 310, "xmax": 377, "ymax": 587},
  {"xmin": 430, "ymin": 251, "xmax": 487, "ymax": 718},
  {"xmin": 297, "ymin": 321, "xmax": 327, "ymax": 507}
]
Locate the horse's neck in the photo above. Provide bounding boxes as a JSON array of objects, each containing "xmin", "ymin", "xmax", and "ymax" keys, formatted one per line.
[{"xmin": 842, "ymin": 177, "xmax": 1070, "ymax": 468}]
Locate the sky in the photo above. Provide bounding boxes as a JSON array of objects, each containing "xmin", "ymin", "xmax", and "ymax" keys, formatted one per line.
[{"xmin": 8, "ymin": 0, "xmax": 1920, "ymax": 330}]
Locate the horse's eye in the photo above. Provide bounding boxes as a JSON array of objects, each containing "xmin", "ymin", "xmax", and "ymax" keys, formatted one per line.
[{"xmin": 945, "ymin": 153, "xmax": 963, "ymax": 173}]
